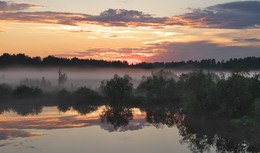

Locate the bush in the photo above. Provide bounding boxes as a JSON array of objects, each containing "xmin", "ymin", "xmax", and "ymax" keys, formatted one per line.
[
  {"xmin": 0, "ymin": 83, "xmax": 12, "ymax": 99},
  {"xmin": 216, "ymin": 72, "xmax": 254, "ymax": 117},
  {"xmin": 57, "ymin": 89, "xmax": 71, "ymax": 97},
  {"xmin": 13, "ymin": 85, "xmax": 42, "ymax": 98},
  {"xmin": 178, "ymin": 70, "xmax": 218, "ymax": 114},
  {"xmin": 74, "ymin": 87, "xmax": 101, "ymax": 102},
  {"xmin": 100, "ymin": 74, "xmax": 133, "ymax": 99},
  {"xmin": 137, "ymin": 75, "xmax": 179, "ymax": 103}
]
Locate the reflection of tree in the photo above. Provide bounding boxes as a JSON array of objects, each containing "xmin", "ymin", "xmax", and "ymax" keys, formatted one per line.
[
  {"xmin": 145, "ymin": 106, "xmax": 183, "ymax": 128},
  {"xmin": 0, "ymin": 103, "xmax": 9, "ymax": 114},
  {"xmin": 11, "ymin": 104, "xmax": 43, "ymax": 116},
  {"xmin": 178, "ymin": 115, "xmax": 260, "ymax": 153},
  {"xmin": 100, "ymin": 106, "xmax": 133, "ymax": 130},
  {"xmin": 72, "ymin": 103, "xmax": 98, "ymax": 115},
  {"xmin": 57, "ymin": 102, "xmax": 71, "ymax": 113},
  {"xmin": 56, "ymin": 89, "xmax": 72, "ymax": 113}
]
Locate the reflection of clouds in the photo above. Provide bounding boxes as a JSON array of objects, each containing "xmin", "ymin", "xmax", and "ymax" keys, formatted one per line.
[
  {"xmin": 0, "ymin": 128, "xmax": 44, "ymax": 142},
  {"xmin": 0, "ymin": 142, "xmax": 12, "ymax": 147},
  {"xmin": 0, "ymin": 115, "xmax": 95, "ymax": 129},
  {"xmin": 0, "ymin": 113, "xmax": 147, "ymax": 132},
  {"xmin": 100, "ymin": 118, "xmax": 150, "ymax": 132}
]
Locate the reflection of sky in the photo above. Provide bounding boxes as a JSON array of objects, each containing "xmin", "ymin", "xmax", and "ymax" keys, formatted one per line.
[
  {"xmin": 0, "ymin": 106, "xmax": 190, "ymax": 153},
  {"xmin": 0, "ymin": 106, "xmax": 147, "ymax": 130},
  {"xmin": 0, "ymin": 106, "xmax": 150, "ymax": 145}
]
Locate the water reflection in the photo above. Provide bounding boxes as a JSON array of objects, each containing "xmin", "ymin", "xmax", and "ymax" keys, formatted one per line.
[
  {"xmin": 0, "ymin": 102, "xmax": 259, "ymax": 152},
  {"xmin": 178, "ymin": 116, "xmax": 260, "ymax": 152},
  {"xmin": 100, "ymin": 106, "xmax": 133, "ymax": 130},
  {"xmin": 144, "ymin": 106, "xmax": 183, "ymax": 128},
  {"xmin": 0, "ymin": 128, "xmax": 44, "ymax": 141},
  {"xmin": 72, "ymin": 103, "xmax": 98, "ymax": 115},
  {"xmin": 11, "ymin": 104, "xmax": 43, "ymax": 116}
]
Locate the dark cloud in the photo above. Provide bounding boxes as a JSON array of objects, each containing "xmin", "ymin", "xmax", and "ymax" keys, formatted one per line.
[
  {"xmin": 179, "ymin": 1, "xmax": 260, "ymax": 29},
  {"xmin": 0, "ymin": 1, "xmax": 43, "ymax": 12},
  {"xmin": 233, "ymin": 38, "xmax": 260, "ymax": 42},
  {"xmin": 144, "ymin": 41, "xmax": 260, "ymax": 62},
  {"xmin": 75, "ymin": 9, "xmax": 166, "ymax": 27}
]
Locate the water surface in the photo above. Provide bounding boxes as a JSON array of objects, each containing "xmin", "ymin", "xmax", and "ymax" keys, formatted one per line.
[{"xmin": 0, "ymin": 105, "xmax": 259, "ymax": 153}]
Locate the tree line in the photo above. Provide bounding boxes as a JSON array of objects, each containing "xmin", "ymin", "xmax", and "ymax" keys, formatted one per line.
[{"xmin": 1, "ymin": 53, "xmax": 260, "ymax": 69}]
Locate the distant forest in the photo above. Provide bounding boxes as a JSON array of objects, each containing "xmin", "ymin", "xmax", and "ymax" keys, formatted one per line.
[{"xmin": 0, "ymin": 53, "xmax": 260, "ymax": 69}]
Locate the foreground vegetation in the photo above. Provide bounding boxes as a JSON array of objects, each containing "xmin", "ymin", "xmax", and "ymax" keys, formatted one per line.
[{"xmin": 0, "ymin": 69, "xmax": 260, "ymax": 127}]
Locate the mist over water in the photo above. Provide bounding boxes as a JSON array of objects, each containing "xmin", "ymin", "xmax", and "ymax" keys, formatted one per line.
[
  {"xmin": 0, "ymin": 67, "xmax": 259, "ymax": 91},
  {"xmin": 0, "ymin": 67, "xmax": 156, "ymax": 90}
]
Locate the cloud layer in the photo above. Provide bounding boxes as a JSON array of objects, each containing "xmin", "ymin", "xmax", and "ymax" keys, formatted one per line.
[
  {"xmin": 1, "ymin": 1, "xmax": 260, "ymax": 29},
  {"xmin": 0, "ymin": 1, "xmax": 43, "ymax": 12}
]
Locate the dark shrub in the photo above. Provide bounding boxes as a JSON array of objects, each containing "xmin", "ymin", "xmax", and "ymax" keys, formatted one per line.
[
  {"xmin": 0, "ymin": 83, "xmax": 12, "ymax": 99},
  {"xmin": 57, "ymin": 89, "xmax": 71, "ymax": 98},
  {"xmin": 178, "ymin": 70, "xmax": 218, "ymax": 114},
  {"xmin": 216, "ymin": 72, "xmax": 254, "ymax": 117},
  {"xmin": 137, "ymin": 75, "xmax": 179, "ymax": 103},
  {"xmin": 100, "ymin": 74, "xmax": 133, "ymax": 99},
  {"xmin": 74, "ymin": 87, "xmax": 101, "ymax": 102},
  {"xmin": 13, "ymin": 85, "xmax": 42, "ymax": 98}
]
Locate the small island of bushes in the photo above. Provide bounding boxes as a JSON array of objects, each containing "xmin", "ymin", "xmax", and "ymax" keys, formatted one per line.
[{"xmin": 0, "ymin": 69, "xmax": 260, "ymax": 127}]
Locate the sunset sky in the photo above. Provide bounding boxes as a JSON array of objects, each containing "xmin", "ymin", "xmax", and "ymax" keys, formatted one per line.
[{"xmin": 0, "ymin": 0, "xmax": 260, "ymax": 64}]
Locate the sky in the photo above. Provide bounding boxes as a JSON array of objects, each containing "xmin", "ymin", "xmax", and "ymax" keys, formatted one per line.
[{"xmin": 0, "ymin": 0, "xmax": 260, "ymax": 64}]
